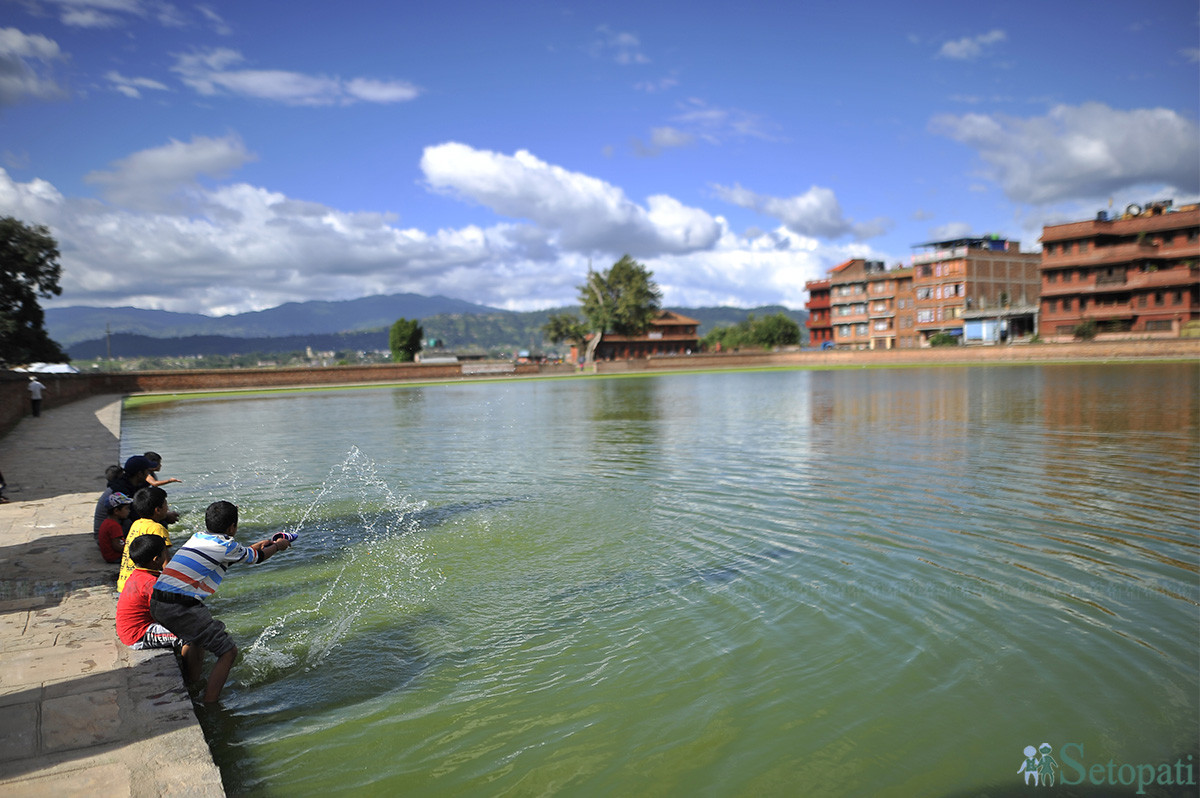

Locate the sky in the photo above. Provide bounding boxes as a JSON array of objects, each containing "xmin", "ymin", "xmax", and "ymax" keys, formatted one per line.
[{"xmin": 1, "ymin": 0, "xmax": 1197, "ymax": 317}]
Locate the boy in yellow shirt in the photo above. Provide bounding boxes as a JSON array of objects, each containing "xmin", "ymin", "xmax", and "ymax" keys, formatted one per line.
[{"xmin": 117, "ymin": 487, "xmax": 171, "ymax": 592}]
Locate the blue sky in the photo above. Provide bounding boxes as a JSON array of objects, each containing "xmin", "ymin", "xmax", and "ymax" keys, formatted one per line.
[{"xmin": 1, "ymin": 0, "xmax": 1197, "ymax": 316}]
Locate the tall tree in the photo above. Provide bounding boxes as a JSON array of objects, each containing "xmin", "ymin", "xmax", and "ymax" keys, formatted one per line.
[
  {"xmin": 0, "ymin": 217, "xmax": 68, "ymax": 365},
  {"xmin": 578, "ymin": 255, "xmax": 662, "ymax": 363},
  {"xmin": 389, "ymin": 318, "xmax": 423, "ymax": 362},
  {"xmin": 541, "ymin": 312, "xmax": 587, "ymax": 349}
]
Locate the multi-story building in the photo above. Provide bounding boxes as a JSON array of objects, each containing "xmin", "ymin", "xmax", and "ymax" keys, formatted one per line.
[
  {"xmin": 804, "ymin": 277, "xmax": 832, "ymax": 347},
  {"xmin": 808, "ymin": 259, "xmax": 914, "ymax": 350},
  {"xmin": 1038, "ymin": 201, "xmax": 1200, "ymax": 341},
  {"xmin": 910, "ymin": 235, "xmax": 1041, "ymax": 344},
  {"xmin": 866, "ymin": 265, "xmax": 915, "ymax": 349}
]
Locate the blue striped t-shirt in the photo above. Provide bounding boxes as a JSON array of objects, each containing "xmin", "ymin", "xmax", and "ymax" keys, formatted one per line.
[{"xmin": 155, "ymin": 532, "xmax": 260, "ymax": 600}]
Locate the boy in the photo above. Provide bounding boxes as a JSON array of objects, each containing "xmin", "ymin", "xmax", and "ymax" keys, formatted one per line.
[
  {"xmin": 97, "ymin": 492, "xmax": 132, "ymax": 563},
  {"xmin": 143, "ymin": 451, "xmax": 182, "ymax": 488},
  {"xmin": 150, "ymin": 500, "xmax": 294, "ymax": 704},
  {"xmin": 94, "ymin": 465, "xmax": 124, "ymax": 537},
  {"xmin": 117, "ymin": 535, "xmax": 202, "ymax": 682},
  {"xmin": 117, "ymin": 487, "xmax": 172, "ymax": 592}
]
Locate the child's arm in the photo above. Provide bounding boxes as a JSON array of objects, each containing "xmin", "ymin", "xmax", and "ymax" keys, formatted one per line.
[
  {"xmin": 249, "ymin": 536, "xmax": 292, "ymax": 563},
  {"xmin": 147, "ymin": 476, "xmax": 182, "ymax": 487}
]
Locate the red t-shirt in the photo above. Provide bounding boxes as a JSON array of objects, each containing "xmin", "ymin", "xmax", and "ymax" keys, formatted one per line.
[
  {"xmin": 116, "ymin": 568, "xmax": 160, "ymax": 646},
  {"xmin": 97, "ymin": 518, "xmax": 125, "ymax": 563}
]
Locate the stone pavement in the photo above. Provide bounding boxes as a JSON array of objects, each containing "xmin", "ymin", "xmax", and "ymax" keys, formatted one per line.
[{"xmin": 0, "ymin": 394, "xmax": 224, "ymax": 797}]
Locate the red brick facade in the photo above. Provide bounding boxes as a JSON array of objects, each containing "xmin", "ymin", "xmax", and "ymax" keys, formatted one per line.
[{"xmin": 1039, "ymin": 202, "xmax": 1200, "ymax": 341}]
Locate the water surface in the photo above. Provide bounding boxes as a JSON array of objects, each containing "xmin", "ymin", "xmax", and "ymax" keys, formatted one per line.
[{"xmin": 121, "ymin": 363, "xmax": 1200, "ymax": 796}]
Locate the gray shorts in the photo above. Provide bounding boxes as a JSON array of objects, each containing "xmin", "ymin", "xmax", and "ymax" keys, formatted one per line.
[{"xmin": 149, "ymin": 596, "xmax": 236, "ymax": 657}]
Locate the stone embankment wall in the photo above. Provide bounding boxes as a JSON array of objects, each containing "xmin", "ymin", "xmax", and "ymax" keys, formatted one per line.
[
  {"xmin": 595, "ymin": 339, "xmax": 1200, "ymax": 373},
  {"xmin": 4, "ymin": 339, "xmax": 1197, "ymax": 436}
]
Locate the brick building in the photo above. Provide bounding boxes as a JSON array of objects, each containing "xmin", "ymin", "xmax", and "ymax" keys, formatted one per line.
[
  {"xmin": 804, "ymin": 277, "xmax": 832, "ymax": 347},
  {"xmin": 586, "ymin": 310, "xmax": 701, "ymax": 360},
  {"xmin": 806, "ymin": 259, "xmax": 915, "ymax": 350},
  {"xmin": 909, "ymin": 235, "xmax": 1042, "ymax": 344},
  {"xmin": 1038, "ymin": 201, "xmax": 1200, "ymax": 341}
]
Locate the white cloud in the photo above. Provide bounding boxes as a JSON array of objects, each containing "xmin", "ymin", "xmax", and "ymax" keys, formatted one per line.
[
  {"xmin": 930, "ymin": 102, "xmax": 1200, "ymax": 204},
  {"xmin": 712, "ymin": 183, "xmax": 891, "ymax": 241},
  {"xmin": 634, "ymin": 75, "xmax": 678, "ymax": 93},
  {"xmin": 420, "ymin": 142, "xmax": 721, "ymax": 256},
  {"xmin": 0, "ymin": 27, "xmax": 66, "ymax": 106},
  {"xmin": 672, "ymin": 98, "xmax": 780, "ymax": 143},
  {"xmin": 632, "ymin": 126, "xmax": 694, "ymax": 157},
  {"xmin": 83, "ymin": 134, "xmax": 256, "ymax": 211},
  {"xmin": 105, "ymin": 70, "xmax": 169, "ymax": 98},
  {"xmin": 592, "ymin": 25, "xmax": 649, "ymax": 65},
  {"xmin": 938, "ymin": 29, "xmax": 1006, "ymax": 60},
  {"xmin": 171, "ymin": 48, "xmax": 421, "ymax": 106},
  {"xmin": 928, "ymin": 221, "xmax": 973, "ymax": 241},
  {"xmin": 0, "ymin": 140, "xmax": 856, "ymax": 315}
]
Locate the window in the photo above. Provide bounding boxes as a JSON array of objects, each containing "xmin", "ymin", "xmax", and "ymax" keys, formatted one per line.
[
  {"xmin": 1155, "ymin": 291, "xmax": 1164, "ymax": 306},
  {"xmin": 1078, "ymin": 240, "xmax": 1089, "ymax": 253},
  {"xmin": 917, "ymin": 310, "xmax": 934, "ymax": 323},
  {"xmin": 1174, "ymin": 291, "xmax": 1183, "ymax": 304},
  {"xmin": 1045, "ymin": 243, "xmax": 1056, "ymax": 255},
  {"xmin": 916, "ymin": 287, "xmax": 932, "ymax": 300},
  {"xmin": 1145, "ymin": 320, "xmax": 1172, "ymax": 331},
  {"xmin": 855, "ymin": 323, "xmax": 868, "ymax": 336},
  {"xmin": 1047, "ymin": 271, "xmax": 1057, "ymax": 283},
  {"xmin": 1047, "ymin": 299, "xmax": 1057, "ymax": 312},
  {"xmin": 1139, "ymin": 294, "xmax": 1148, "ymax": 307}
]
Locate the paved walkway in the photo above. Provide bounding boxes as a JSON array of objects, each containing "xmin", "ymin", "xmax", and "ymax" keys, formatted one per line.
[{"xmin": 0, "ymin": 395, "xmax": 223, "ymax": 797}]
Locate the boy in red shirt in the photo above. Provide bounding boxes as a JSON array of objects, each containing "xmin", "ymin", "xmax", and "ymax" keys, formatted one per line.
[
  {"xmin": 97, "ymin": 492, "xmax": 132, "ymax": 563},
  {"xmin": 116, "ymin": 535, "xmax": 201, "ymax": 682}
]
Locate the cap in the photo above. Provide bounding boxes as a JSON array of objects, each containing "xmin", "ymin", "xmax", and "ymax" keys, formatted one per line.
[
  {"xmin": 123, "ymin": 455, "xmax": 155, "ymax": 474},
  {"xmin": 108, "ymin": 492, "xmax": 133, "ymax": 508}
]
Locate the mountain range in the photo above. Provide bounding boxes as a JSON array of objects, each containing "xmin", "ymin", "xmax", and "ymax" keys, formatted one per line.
[{"xmin": 46, "ymin": 293, "xmax": 808, "ymax": 359}]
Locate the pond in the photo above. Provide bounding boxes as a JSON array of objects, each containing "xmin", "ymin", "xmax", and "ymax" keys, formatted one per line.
[{"xmin": 120, "ymin": 363, "xmax": 1200, "ymax": 796}]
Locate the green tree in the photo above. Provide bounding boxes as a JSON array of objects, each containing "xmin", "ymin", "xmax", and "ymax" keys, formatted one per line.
[
  {"xmin": 0, "ymin": 217, "xmax": 68, "ymax": 365},
  {"xmin": 541, "ymin": 312, "xmax": 587, "ymax": 347},
  {"xmin": 701, "ymin": 313, "xmax": 801, "ymax": 351},
  {"xmin": 389, "ymin": 318, "xmax": 423, "ymax": 362},
  {"xmin": 578, "ymin": 255, "xmax": 661, "ymax": 362},
  {"xmin": 928, "ymin": 332, "xmax": 959, "ymax": 347}
]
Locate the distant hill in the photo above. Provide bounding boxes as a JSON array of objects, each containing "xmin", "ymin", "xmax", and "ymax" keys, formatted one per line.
[
  {"xmin": 45, "ymin": 293, "xmax": 504, "ymax": 346},
  {"xmin": 55, "ymin": 293, "xmax": 808, "ymax": 359}
]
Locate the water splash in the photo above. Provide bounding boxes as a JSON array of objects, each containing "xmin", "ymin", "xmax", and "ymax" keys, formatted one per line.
[{"xmin": 241, "ymin": 447, "xmax": 441, "ymax": 678}]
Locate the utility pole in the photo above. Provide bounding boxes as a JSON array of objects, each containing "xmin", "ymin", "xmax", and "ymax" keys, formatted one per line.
[{"xmin": 105, "ymin": 323, "xmax": 111, "ymax": 361}]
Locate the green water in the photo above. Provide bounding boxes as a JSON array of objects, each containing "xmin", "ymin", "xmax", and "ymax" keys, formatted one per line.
[{"xmin": 121, "ymin": 364, "xmax": 1200, "ymax": 797}]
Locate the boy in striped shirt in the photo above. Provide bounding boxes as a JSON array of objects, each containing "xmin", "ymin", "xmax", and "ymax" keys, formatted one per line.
[{"xmin": 150, "ymin": 500, "xmax": 294, "ymax": 704}]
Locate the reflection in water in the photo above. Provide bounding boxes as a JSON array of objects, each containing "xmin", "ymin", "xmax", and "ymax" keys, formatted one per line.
[{"xmin": 122, "ymin": 363, "xmax": 1199, "ymax": 797}]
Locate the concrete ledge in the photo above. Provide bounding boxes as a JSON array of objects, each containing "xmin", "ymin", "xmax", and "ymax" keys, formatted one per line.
[{"xmin": 0, "ymin": 397, "xmax": 224, "ymax": 797}]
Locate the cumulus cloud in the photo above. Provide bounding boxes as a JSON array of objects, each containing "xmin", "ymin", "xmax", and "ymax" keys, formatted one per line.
[
  {"xmin": 420, "ymin": 142, "xmax": 721, "ymax": 255},
  {"xmin": 712, "ymin": 183, "xmax": 891, "ymax": 241},
  {"xmin": 938, "ymin": 29, "xmax": 1006, "ymax": 60},
  {"xmin": 930, "ymin": 102, "xmax": 1200, "ymax": 204},
  {"xmin": 0, "ymin": 139, "xmax": 855, "ymax": 315},
  {"xmin": 0, "ymin": 27, "xmax": 66, "ymax": 106},
  {"xmin": 83, "ymin": 134, "xmax": 257, "ymax": 212},
  {"xmin": 171, "ymin": 48, "xmax": 421, "ymax": 106}
]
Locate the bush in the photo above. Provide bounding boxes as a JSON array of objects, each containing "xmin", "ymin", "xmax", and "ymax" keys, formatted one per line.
[
  {"xmin": 928, "ymin": 332, "xmax": 959, "ymax": 347},
  {"xmin": 1072, "ymin": 320, "xmax": 1098, "ymax": 341}
]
